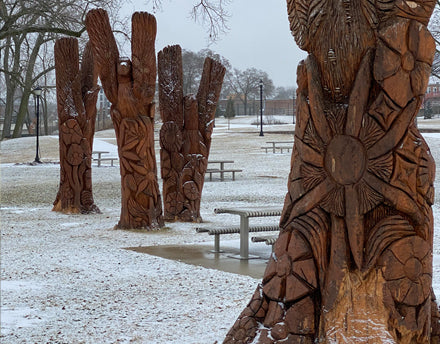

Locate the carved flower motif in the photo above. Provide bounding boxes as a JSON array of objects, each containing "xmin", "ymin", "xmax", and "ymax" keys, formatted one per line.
[
  {"xmin": 183, "ymin": 181, "xmax": 199, "ymax": 201},
  {"xmin": 165, "ymin": 191, "xmax": 184, "ymax": 215},
  {"xmin": 121, "ymin": 117, "xmax": 151, "ymax": 160},
  {"xmin": 66, "ymin": 144, "xmax": 84, "ymax": 166},
  {"xmin": 61, "ymin": 119, "xmax": 83, "ymax": 145},
  {"xmin": 160, "ymin": 122, "xmax": 183, "ymax": 152},
  {"xmin": 374, "ymin": 19, "xmax": 435, "ymax": 107},
  {"xmin": 290, "ymin": 52, "xmax": 426, "ymax": 270},
  {"xmin": 380, "ymin": 236, "xmax": 432, "ymax": 306}
]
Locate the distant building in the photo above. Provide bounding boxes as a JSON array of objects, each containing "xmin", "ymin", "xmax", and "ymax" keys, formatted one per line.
[
  {"xmin": 96, "ymin": 88, "xmax": 112, "ymax": 130},
  {"xmin": 218, "ymin": 97, "xmax": 296, "ymax": 118},
  {"xmin": 422, "ymin": 83, "xmax": 440, "ymax": 114}
]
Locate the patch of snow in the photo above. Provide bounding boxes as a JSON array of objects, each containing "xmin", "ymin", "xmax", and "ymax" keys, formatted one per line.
[{"xmin": 2, "ymin": 117, "xmax": 440, "ymax": 343}]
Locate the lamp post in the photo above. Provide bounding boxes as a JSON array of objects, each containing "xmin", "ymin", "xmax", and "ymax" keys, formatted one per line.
[
  {"xmin": 33, "ymin": 86, "xmax": 42, "ymax": 163},
  {"xmin": 259, "ymin": 79, "xmax": 264, "ymax": 136},
  {"xmin": 292, "ymin": 89, "xmax": 296, "ymax": 125}
]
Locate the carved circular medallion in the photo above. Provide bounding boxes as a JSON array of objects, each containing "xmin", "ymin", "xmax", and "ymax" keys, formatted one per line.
[
  {"xmin": 324, "ymin": 135, "xmax": 367, "ymax": 185},
  {"xmin": 404, "ymin": 257, "xmax": 423, "ymax": 282}
]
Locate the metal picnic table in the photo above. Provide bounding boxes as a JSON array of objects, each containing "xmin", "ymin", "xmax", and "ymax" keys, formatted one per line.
[{"xmin": 214, "ymin": 206, "xmax": 283, "ymax": 259}]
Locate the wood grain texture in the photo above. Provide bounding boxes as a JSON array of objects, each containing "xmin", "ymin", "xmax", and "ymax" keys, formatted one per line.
[
  {"xmin": 158, "ymin": 45, "xmax": 225, "ymax": 222},
  {"xmin": 224, "ymin": 1, "xmax": 439, "ymax": 343},
  {"xmin": 86, "ymin": 9, "xmax": 163, "ymax": 230},
  {"xmin": 53, "ymin": 38, "xmax": 100, "ymax": 215}
]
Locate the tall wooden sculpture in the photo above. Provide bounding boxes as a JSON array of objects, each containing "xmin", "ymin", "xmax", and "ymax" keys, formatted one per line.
[
  {"xmin": 53, "ymin": 38, "xmax": 100, "ymax": 214},
  {"xmin": 158, "ymin": 45, "xmax": 225, "ymax": 222},
  {"xmin": 85, "ymin": 9, "xmax": 164, "ymax": 230},
  {"xmin": 224, "ymin": 1, "xmax": 440, "ymax": 343}
]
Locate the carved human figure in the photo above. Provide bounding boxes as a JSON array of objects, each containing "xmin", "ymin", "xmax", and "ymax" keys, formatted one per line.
[
  {"xmin": 85, "ymin": 9, "xmax": 164, "ymax": 230},
  {"xmin": 224, "ymin": 0, "xmax": 440, "ymax": 343},
  {"xmin": 53, "ymin": 38, "xmax": 100, "ymax": 214},
  {"xmin": 157, "ymin": 45, "xmax": 225, "ymax": 222}
]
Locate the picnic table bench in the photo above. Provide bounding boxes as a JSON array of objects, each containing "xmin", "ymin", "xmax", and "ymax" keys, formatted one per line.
[
  {"xmin": 92, "ymin": 151, "xmax": 118, "ymax": 167},
  {"xmin": 261, "ymin": 141, "xmax": 294, "ymax": 153},
  {"xmin": 251, "ymin": 234, "xmax": 278, "ymax": 246},
  {"xmin": 211, "ymin": 207, "xmax": 282, "ymax": 259},
  {"xmin": 196, "ymin": 224, "xmax": 279, "ymax": 253},
  {"xmin": 207, "ymin": 160, "xmax": 242, "ymax": 181}
]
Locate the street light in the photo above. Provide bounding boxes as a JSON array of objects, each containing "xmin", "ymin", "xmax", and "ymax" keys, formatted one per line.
[
  {"xmin": 33, "ymin": 86, "xmax": 42, "ymax": 163},
  {"xmin": 292, "ymin": 89, "xmax": 296, "ymax": 125},
  {"xmin": 259, "ymin": 79, "xmax": 264, "ymax": 136}
]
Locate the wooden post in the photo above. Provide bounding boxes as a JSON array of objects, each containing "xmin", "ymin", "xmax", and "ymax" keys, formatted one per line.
[
  {"xmin": 224, "ymin": 2, "xmax": 440, "ymax": 343},
  {"xmin": 52, "ymin": 38, "xmax": 100, "ymax": 214},
  {"xmin": 158, "ymin": 45, "xmax": 225, "ymax": 222},
  {"xmin": 85, "ymin": 9, "xmax": 164, "ymax": 230}
]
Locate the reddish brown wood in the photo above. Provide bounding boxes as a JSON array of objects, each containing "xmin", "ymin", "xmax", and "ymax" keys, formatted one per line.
[
  {"xmin": 224, "ymin": 2, "xmax": 439, "ymax": 343},
  {"xmin": 85, "ymin": 9, "xmax": 164, "ymax": 230},
  {"xmin": 52, "ymin": 38, "xmax": 100, "ymax": 214},
  {"xmin": 158, "ymin": 45, "xmax": 225, "ymax": 222}
]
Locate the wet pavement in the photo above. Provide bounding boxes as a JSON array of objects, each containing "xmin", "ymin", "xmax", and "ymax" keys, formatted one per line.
[{"xmin": 126, "ymin": 244, "xmax": 271, "ymax": 279}]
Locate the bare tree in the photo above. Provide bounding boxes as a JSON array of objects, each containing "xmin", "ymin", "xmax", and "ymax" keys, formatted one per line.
[
  {"xmin": 181, "ymin": 48, "xmax": 230, "ymax": 95},
  {"xmin": 0, "ymin": 0, "xmax": 123, "ymax": 139},
  {"xmin": 147, "ymin": 0, "xmax": 231, "ymax": 41},
  {"xmin": 225, "ymin": 67, "xmax": 274, "ymax": 115}
]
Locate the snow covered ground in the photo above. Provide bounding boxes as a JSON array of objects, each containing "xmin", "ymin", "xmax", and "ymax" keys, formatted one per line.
[{"xmin": 2, "ymin": 116, "xmax": 440, "ymax": 343}]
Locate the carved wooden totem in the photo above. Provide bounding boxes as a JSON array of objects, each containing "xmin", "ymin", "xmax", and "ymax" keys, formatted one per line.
[
  {"xmin": 53, "ymin": 38, "xmax": 100, "ymax": 214},
  {"xmin": 224, "ymin": 1, "xmax": 440, "ymax": 343},
  {"xmin": 158, "ymin": 45, "xmax": 225, "ymax": 222},
  {"xmin": 85, "ymin": 9, "xmax": 164, "ymax": 230}
]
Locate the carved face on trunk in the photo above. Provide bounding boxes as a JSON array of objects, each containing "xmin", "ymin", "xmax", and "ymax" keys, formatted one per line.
[{"xmin": 117, "ymin": 59, "xmax": 132, "ymax": 83}]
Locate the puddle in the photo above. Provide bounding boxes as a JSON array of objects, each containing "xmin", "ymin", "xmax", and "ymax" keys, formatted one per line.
[{"xmin": 125, "ymin": 244, "xmax": 270, "ymax": 279}]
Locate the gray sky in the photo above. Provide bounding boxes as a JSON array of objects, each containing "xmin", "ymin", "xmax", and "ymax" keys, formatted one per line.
[{"xmin": 122, "ymin": 0, "xmax": 307, "ymax": 88}]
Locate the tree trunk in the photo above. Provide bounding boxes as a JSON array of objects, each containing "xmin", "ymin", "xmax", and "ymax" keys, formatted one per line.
[
  {"xmin": 52, "ymin": 38, "xmax": 100, "ymax": 215},
  {"xmin": 86, "ymin": 9, "xmax": 164, "ymax": 230},
  {"xmin": 12, "ymin": 33, "xmax": 43, "ymax": 138},
  {"xmin": 224, "ymin": 4, "xmax": 440, "ymax": 344},
  {"xmin": 158, "ymin": 45, "xmax": 225, "ymax": 222}
]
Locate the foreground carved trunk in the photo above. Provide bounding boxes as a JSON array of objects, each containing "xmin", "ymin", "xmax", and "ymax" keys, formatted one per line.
[
  {"xmin": 224, "ymin": 1, "xmax": 440, "ymax": 343},
  {"xmin": 158, "ymin": 45, "xmax": 225, "ymax": 222},
  {"xmin": 53, "ymin": 38, "xmax": 100, "ymax": 214},
  {"xmin": 86, "ymin": 9, "xmax": 164, "ymax": 230}
]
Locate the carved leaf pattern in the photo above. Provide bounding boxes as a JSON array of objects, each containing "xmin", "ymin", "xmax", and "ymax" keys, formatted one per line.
[
  {"xmin": 365, "ymin": 215, "xmax": 415, "ymax": 269},
  {"xmin": 132, "ymin": 12, "xmax": 157, "ymax": 106},
  {"xmin": 225, "ymin": 2, "xmax": 438, "ymax": 343},
  {"xmin": 85, "ymin": 9, "xmax": 119, "ymax": 104},
  {"xmin": 53, "ymin": 37, "xmax": 99, "ymax": 215},
  {"xmin": 158, "ymin": 45, "xmax": 224, "ymax": 222},
  {"xmin": 367, "ymin": 152, "xmax": 393, "ymax": 181},
  {"xmin": 359, "ymin": 114, "xmax": 385, "ymax": 150},
  {"xmin": 301, "ymin": 163, "xmax": 326, "ymax": 191},
  {"xmin": 287, "ymin": 0, "xmax": 327, "ymax": 50},
  {"xmin": 356, "ymin": 180, "xmax": 383, "ymax": 214},
  {"xmin": 320, "ymin": 187, "xmax": 345, "ymax": 217}
]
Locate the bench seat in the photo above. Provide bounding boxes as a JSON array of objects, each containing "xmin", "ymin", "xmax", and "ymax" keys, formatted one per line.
[
  {"xmin": 261, "ymin": 146, "xmax": 274, "ymax": 153},
  {"xmin": 93, "ymin": 157, "xmax": 118, "ymax": 167},
  {"xmin": 251, "ymin": 235, "xmax": 278, "ymax": 246},
  {"xmin": 196, "ymin": 225, "xmax": 279, "ymax": 252},
  {"xmin": 206, "ymin": 168, "xmax": 243, "ymax": 181}
]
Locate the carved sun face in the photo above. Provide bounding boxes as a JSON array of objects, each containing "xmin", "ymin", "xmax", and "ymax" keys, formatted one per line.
[{"xmin": 288, "ymin": 53, "xmax": 425, "ymax": 269}]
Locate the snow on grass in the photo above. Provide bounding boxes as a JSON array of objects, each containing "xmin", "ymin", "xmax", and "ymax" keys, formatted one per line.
[{"xmin": 1, "ymin": 116, "xmax": 440, "ymax": 343}]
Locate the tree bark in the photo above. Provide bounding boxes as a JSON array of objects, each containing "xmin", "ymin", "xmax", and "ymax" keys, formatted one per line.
[
  {"xmin": 158, "ymin": 45, "xmax": 225, "ymax": 222},
  {"xmin": 52, "ymin": 38, "xmax": 100, "ymax": 215},
  {"xmin": 86, "ymin": 9, "xmax": 164, "ymax": 230},
  {"xmin": 224, "ymin": 2, "xmax": 440, "ymax": 344},
  {"xmin": 12, "ymin": 33, "xmax": 43, "ymax": 138}
]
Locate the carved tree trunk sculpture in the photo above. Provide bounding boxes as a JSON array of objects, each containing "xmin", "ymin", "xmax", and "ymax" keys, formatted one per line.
[
  {"xmin": 85, "ymin": 9, "xmax": 164, "ymax": 230},
  {"xmin": 224, "ymin": 1, "xmax": 440, "ymax": 343},
  {"xmin": 158, "ymin": 45, "xmax": 225, "ymax": 222},
  {"xmin": 53, "ymin": 38, "xmax": 100, "ymax": 214}
]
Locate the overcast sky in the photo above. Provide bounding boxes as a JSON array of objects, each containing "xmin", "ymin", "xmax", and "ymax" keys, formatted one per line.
[{"xmin": 121, "ymin": 0, "xmax": 307, "ymax": 88}]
